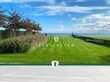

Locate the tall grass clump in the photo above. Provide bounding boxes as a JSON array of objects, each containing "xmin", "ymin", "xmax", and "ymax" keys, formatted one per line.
[
  {"xmin": 0, "ymin": 37, "xmax": 31, "ymax": 53},
  {"xmin": 0, "ymin": 34, "xmax": 47, "ymax": 53}
]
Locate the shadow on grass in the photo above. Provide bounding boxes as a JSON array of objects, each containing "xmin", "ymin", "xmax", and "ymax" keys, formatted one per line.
[
  {"xmin": 99, "ymin": 55, "xmax": 110, "ymax": 64},
  {"xmin": 72, "ymin": 35, "xmax": 110, "ymax": 48},
  {"xmin": 83, "ymin": 40, "xmax": 110, "ymax": 48}
]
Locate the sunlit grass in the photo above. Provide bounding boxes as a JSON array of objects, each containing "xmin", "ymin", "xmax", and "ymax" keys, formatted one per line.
[{"xmin": 0, "ymin": 35, "xmax": 109, "ymax": 65}]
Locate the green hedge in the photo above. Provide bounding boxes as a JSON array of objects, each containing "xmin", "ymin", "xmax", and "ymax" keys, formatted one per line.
[
  {"xmin": 0, "ymin": 36, "xmax": 32, "ymax": 53},
  {"xmin": 0, "ymin": 38, "xmax": 31, "ymax": 53},
  {"xmin": 0, "ymin": 34, "xmax": 47, "ymax": 53}
]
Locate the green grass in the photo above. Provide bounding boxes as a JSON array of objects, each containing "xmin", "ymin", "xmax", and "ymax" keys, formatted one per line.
[
  {"xmin": 88, "ymin": 35, "xmax": 110, "ymax": 40},
  {"xmin": 0, "ymin": 35, "xmax": 110, "ymax": 65}
]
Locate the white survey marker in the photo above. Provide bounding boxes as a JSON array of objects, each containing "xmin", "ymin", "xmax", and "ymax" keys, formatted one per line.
[{"xmin": 51, "ymin": 60, "xmax": 59, "ymax": 67}]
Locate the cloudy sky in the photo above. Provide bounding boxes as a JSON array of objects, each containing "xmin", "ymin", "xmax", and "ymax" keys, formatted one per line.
[{"xmin": 0, "ymin": 0, "xmax": 110, "ymax": 34}]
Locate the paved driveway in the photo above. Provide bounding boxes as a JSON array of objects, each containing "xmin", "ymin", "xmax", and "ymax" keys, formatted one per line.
[{"xmin": 0, "ymin": 66, "xmax": 110, "ymax": 82}]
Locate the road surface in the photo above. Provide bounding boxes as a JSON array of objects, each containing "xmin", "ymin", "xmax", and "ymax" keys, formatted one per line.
[{"xmin": 0, "ymin": 66, "xmax": 110, "ymax": 82}]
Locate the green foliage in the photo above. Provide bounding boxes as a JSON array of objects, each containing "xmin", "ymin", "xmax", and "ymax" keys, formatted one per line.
[
  {"xmin": 0, "ymin": 9, "xmax": 42, "ymax": 38},
  {"xmin": 72, "ymin": 35, "xmax": 110, "ymax": 47},
  {"xmin": 0, "ymin": 36, "xmax": 31, "ymax": 53},
  {"xmin": 0, "ymin": 34, "xmax": 47, "ymax": 53},
  {"xmin": 21, "ymin": 19, "xmax": 42, "ymax": 33},
  {"xmin": 0, "ymin": 36, "xmax": 109, "ymax": 64},
  {"xmin": 0, "ymin": 9, "xmax": 7, "ymax": 27}
]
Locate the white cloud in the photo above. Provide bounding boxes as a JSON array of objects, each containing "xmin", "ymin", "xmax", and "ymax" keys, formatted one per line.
[
  {"xmin": 48, "ymin": 0, "xmax": 56, "ymax": 5},
  {"xmin": 28, "ymin": 13, "xmax": 45, "ymax": 16},
  {"xmin": 0, "ymin": 0, "xmax": 12, "ymax": 2},
  {"xmin": 105, "ymin": 0, "xmax": 110, "ymax": 5},
  {"xmin": 71, "ymin": 17, "xmax": 77, "ymax": 21},
  {"xmin": 42, "ymin": 21, "xmax": 73, "ymax": 33},
  {"xmin": 1, "ymin": 0, "xmax": 109, "ymax": 16},
  {"xmin": 73, "ymin": 12, "xmax": 110, "ymax": 34},
  {"xmin": 59, "ymin": 1, "xmax": 66, "ymax": 6},
  {"xmin": 43, "ymin": 28, "xmax": 74, "ymax": 33},
  {"xmin": 0, "ymin": 0, "xmax": 55, "ymax": 3},
  {"xmin": 39, "ymin": 5, "xmax": 110, "ymax": 16}
]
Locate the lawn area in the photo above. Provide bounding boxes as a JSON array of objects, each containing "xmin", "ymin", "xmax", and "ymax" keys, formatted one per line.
[
  {"xmin": 88, "ymin": 35, "xmax": 110, "ymax": 40},
  {"xmin": 0, "ymin": 35, "xmax": 110, "ymax": 65}
]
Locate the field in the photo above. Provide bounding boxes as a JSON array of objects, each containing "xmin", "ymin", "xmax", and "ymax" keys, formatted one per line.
[
  {"xmin": 88, "ymin": 35, "xmax": 110, "ymax": 40},
  {"xmin": 0, "ymin": 35, "xmax": 110, "ymax": 65}
]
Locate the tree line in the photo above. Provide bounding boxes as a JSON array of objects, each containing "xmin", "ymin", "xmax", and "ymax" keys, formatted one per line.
[{"xmin": 0, "ymin": 9, "xmax": 42, "ymax": 37}]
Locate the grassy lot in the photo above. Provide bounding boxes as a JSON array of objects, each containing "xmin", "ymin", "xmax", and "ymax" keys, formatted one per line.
[{"xmin": 0, "ymin": 35, "xmax": 110, "ymax": 65}]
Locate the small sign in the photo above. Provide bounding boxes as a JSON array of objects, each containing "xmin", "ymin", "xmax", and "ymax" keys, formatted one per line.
[{"xmin": 51, "ymin": 60, "xmax": 59, "ymax": 67}]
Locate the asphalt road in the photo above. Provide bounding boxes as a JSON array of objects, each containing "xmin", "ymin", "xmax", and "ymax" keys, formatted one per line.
[{"xmin": 0, "ymin": 66, "xmax": 110, "ymax": 82}]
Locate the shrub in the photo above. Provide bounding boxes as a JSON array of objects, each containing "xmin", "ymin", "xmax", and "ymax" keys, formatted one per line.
[
  {"xmin": 0, "ymin": 34, "xmax": 47, "ymax": 53},
  {"xmin": 0, "ymin": 37, "xmax": 31, "ymax": 53}
]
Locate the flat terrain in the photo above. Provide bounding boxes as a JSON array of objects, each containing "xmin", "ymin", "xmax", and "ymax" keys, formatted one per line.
[
  {"xmin": 0, "ymin": 36, "xmax": 110, "ymax": 64},
  {"xmin": 0, "ymin": 66, "xmax": 110, "ymax": 82},
  {"xmin": 88, "ymin": 35, "xmax": 110, "ymax": 40}
]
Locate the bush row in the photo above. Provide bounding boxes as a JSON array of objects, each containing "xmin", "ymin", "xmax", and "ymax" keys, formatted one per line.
[{"xmin": 0, "ymin": 34, "xmax": 47, "ymax": 53}]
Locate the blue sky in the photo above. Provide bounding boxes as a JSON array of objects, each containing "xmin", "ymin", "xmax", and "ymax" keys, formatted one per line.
[{"xmin": 0, "ymin": 0, "xmax": 110, "ymax": 34}]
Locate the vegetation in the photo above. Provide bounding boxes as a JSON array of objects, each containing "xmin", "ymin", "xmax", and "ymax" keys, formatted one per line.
[
  {"xmin": 0, "ymin": 9, "xmax": 42, "ymax": 38},
  {"xmin": 88, "ymin": 35, "xmax": 110, "ymax": 40},
  {"xmin": 0, "ymin": 37, "xmax": 31, "ymax": 53},
  {"xmin": 0, "ymin": 34, "xmax": 47, "ymax": 53},
  {"xmin": 0, "ymin": 36, "xmax": 109, "ymax": 64},
  {"xmin": 0, "ymin": 9, "xmax": 7, "ymax": 27},
  {"xmin": 72, "ymin": 34, "xmax": 110, "ymax": 47},
  {"xmin": 0, "ymin": 8, "xmax": 46, "ymax": 54},
  {"xmin": 0, "ymin": 8, "xmax": 110, "ymax": 65}
]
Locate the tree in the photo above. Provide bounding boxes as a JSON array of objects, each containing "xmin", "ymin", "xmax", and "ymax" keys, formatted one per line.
[
  {"xmin": 0, "ymin": 9, "xmax": 42, "ymax": 37},
  {"xmin": 0, "ymin": 9, "xmax": 7, "ymax": 27},
  {"xmin": 7, "ymin": 10, "xmax": 22, "ymax": 31},
  {"xmin": 3, "ymin": 10, "xmax": 22, "ymax": 37},
  {"xmin": 21, "ymin": 19, "xmax": 42, "ymax": 34},
  {"xmin": 30, "ymin": 21, "xmax": 42, "ymax": 34}
]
